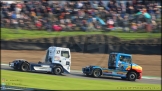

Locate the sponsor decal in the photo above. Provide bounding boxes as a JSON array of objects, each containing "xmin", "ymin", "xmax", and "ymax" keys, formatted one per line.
[
  {"xmin": 1, "ymin": 78, "xmax": 6, "ymax": 90},
  {"xmin": 1, "ymin": 78, "xmax": 27, "ymax": 90},
  {"xmin": 108, "ymin": 71, "xmax": 112, "ymax": 73},
  {"xmin": 103, "ymin": 70, "xmax": 112, "ymax": 73},
  {"xmin": 112, "ymin": 72, "xmax": 116, "ymax": 74},
  {"xmin": 103, "ymin": 70, "xmax": 108, "ymax": 73},
  {"xmin": 57, "ymin": 50, "xmax": 60, "ymax": 54},
  {"xmin": 117, "ymin": 72, "xmax": 124, "ymax": 75}
]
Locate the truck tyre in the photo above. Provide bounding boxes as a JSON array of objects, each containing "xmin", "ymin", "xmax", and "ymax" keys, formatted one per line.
[
  {"xmin": 127, "ymin": 72, "xmax": 137, "ymax": 81},
  {"xmin": 93, "ymin": 69, "xmax": 101, "ymax": 78},
  {"xmin": 52, "ymin": 66, "xmax": 62, "ymax": 75},
  {"xmin": 21, "ymin": 62, "xmax": 29, "ymax": 72}
]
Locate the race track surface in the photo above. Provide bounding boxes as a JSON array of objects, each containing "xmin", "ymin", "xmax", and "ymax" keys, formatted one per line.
[
  {"xmin": 1, "ymin": 50, "xmax": 161, "ymax": 77},
  {"xmin": 1, "ymin": 65, "xmax": 161, "ymax": 85}
]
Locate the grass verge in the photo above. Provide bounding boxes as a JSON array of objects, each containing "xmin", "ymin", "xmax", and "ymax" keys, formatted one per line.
[
  {"xmin": 1, "ymin": 28, "xmax": 161, "ymax": 40},
  {"xmin": 1, "ymin": 70, "xmax": 161, "ymax": 90}
]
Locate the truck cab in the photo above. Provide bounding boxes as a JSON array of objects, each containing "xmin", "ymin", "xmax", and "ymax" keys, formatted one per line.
[
  {"xmin": 82, "ymin": 52, "xmax": 142, "ymax": 81},
  {"xmin": 108, "ymin": 53, "xmax": 132, "ymax": 70},
  {"xmin": 44, "ymin": 46, "xmax": 71, "ymax": 72}
]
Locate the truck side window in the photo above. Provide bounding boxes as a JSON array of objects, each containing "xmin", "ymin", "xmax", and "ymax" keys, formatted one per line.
[
  {"xmin": 119, "ymin": 56, "xmax": 124, "ymax": 62},
  {"xmin": 124, "ymin": 56, "xmax": 131, "ymax": 63},
  {"xmin": 121, "ymin": 56, "xmax": 131, "ymax": 63},
  {"xmin": 61, "ymin": 51, "xmax": 70, "ymax": 58}
]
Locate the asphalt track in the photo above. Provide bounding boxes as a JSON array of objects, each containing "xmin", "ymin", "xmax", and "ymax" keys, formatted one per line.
[{"xmin": 1, "ymin": 65, "xmax": 161, "ymax": 85}]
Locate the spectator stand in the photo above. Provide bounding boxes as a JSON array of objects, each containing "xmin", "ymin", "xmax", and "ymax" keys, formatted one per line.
[{"xmin": 0, "ymin": 0, "xmax": 161, "ymax": 33}]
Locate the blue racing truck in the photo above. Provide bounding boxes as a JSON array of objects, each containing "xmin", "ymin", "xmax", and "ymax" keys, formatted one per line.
[{"xmin": 82, "ymin": 52, "xmax": 142, "ymax": 81}]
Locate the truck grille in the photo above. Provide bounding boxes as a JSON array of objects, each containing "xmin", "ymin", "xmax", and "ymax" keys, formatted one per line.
[
  {"xmin": 83, "ymin": 68, "xmax": 89, "ymax": 72},
  {"xmin": 86, "ymin": 69, "xmax": 89, "ymax": 71}
]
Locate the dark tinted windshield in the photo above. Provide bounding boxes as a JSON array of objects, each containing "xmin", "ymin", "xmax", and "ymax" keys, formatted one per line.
[
  {"xmin": 61, "ymin": 51, "xmax": 70, "ymax": 58},
  {"xmin": 45, "ymin": 50, "xmax": 49, "ymax": 63}
]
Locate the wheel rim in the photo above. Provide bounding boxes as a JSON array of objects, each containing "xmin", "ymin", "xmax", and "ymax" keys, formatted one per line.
[
  {"xmin": 23, "ymin": 65, "xmax": 27, "ymax": 70},
  {"xmin": 130, "ymin": 74, "xmax": 135, "ymax": 79},
  {"xmin": 94, "ymin": 71, "xmax": 100, "ymax": 77},
  {"xmin": 55, "ymin": 68, "xmax": 61, "ymax": 74}
]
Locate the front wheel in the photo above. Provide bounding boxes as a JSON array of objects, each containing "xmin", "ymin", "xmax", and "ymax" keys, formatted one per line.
[
  {"xmin": 92, "ymin": 69, "xmax": 101, "ymax": 78},
  {"xmin": 52, "ymin": 66, "xmax": 63, "ymax": 75},
  {"xmin": 127, "ymin": 72, "xmax": 137, "ymax": 81}
]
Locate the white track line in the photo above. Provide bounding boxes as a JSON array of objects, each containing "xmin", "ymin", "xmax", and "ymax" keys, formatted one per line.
[
  {"xmin": 1, "ymin": 64, "xmax": 161, "ymax": 80},
  {"xmin": 1, "ymin": 64, "xmax": 9, "ymax": 66}
]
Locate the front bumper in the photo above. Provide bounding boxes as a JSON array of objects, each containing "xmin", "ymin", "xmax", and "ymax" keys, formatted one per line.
[
  {"xmin": 138, "ymin": 73, "xmax": 142, "ymax": 79},
  {"xmin": 82, "ymin": 67, "xmax": 91, "ymax": 74},
  {"xmin": 9, "ymin": 62, "xmax": 15, "ymax": 68}
]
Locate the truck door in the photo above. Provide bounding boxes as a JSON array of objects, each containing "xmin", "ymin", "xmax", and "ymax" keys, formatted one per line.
[{"xmin": 60, "ymin": 50, "xmax": 71, "ymax": 72}]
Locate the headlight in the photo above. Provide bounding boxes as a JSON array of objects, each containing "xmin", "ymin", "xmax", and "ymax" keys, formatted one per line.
[{"xmin": 9, "ymin": 63, "xmax": 14, "ymax": 67}]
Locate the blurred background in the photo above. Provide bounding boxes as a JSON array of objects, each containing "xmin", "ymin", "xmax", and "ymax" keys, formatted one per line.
[{"xmin": 1, "ymin": 0, "xmax": 161, "ymax": 32}]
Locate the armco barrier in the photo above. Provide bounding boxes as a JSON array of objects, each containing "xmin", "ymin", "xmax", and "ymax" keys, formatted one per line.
[{"xmin": 1, "ymin": 41, "xmax": 161, "ymax": 55}]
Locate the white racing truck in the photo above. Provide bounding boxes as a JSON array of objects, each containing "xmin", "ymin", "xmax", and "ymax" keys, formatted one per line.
[{"xmin": 9, "ymin": 46, "xmax": 71, "ymax": 75}]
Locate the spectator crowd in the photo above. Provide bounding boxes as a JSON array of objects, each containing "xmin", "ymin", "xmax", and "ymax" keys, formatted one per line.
[{"xmin": 1, "ymin": 0, "xmax": 161, "ymax": 32}]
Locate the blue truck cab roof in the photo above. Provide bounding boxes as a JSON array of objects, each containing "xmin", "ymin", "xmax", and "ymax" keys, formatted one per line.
[{"xmin": 110, "ymin": 52, "xmax": 132, "ymax": 57}]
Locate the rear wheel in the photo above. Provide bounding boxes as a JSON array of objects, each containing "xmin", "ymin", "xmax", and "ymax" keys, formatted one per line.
[
  {"xmin": 52, "ymin": 66, "xmax": 63, "ymax": 75},
  {"xmin": 127, "ymin": 72, "xmax": 137, "ymax": 81},
  {"xmin": 93, "ymin": 69, "xmax": 101, "ymax": 78},
  {"xmin": 21, "ymin": 62, "xmax": 29, "ymax": 72}
]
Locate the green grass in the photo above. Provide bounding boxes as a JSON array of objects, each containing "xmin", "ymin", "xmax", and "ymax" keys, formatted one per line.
[
  {"xmin": 1, "ymin": 70, "xmax": 161, "ymax": 90},
  {"xmin": 1, "ymin": 28, "xmax": 161, "ymax": 40}
]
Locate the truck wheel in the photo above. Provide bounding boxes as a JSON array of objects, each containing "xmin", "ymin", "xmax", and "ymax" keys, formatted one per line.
[
  {"xmin": 21, "ymin": 62, "xmax": 29, "ymax": 72},
  {"xmin": 93, "ymin": 69, "xmax": 101, "ymax": 78},
  {"xmin": 127, "ymin": 72, "xmax": 137, "ymax": 81},
  {"xmin": 52, "ymin": 66, "xmax": 62, "ymax": 75}
]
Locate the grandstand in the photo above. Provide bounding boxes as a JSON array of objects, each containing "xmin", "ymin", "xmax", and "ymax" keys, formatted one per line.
[{"xmin": 1, "ymin": 0, "xmax": 161, "ymax": 32}]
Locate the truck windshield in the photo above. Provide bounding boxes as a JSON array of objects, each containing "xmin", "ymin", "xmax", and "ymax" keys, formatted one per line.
[
  {"xmin": 45, "ymin": 49, "xmax": 49, "ymax": 63},
  {"xmin": 61, "ymin": 51, "xmax": 70, "ymax": 58}
]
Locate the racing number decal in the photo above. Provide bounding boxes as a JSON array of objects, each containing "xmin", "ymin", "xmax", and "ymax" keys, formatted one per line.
[{"xmin": 57, "ymin": 50, "xmax": 60, "ymax": 54}]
